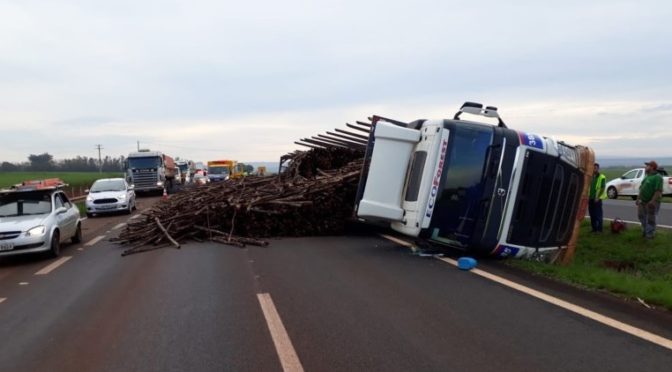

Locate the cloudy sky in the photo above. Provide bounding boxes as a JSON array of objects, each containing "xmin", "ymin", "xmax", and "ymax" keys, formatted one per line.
[{"xmin": 1, "ymin": 0, "xmax": 670, "ymax": 163}]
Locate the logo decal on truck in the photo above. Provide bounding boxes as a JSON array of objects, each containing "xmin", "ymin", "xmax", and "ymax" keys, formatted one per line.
[
  {"xmin": 518, "ymin": 132, "xmax": 544, "ymax": 150},
  {"xmin": 424, "ymin": 134, "xmax": 450, "ymax": 222}
]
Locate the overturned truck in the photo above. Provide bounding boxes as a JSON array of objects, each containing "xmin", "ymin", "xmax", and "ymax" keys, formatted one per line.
[{"xmin": 117, "ymin": 102, "xmax": 593, "ymax": 262}]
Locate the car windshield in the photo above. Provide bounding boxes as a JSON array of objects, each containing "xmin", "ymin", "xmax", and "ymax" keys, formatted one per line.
[
  {"xmin": 91, "ymin": 180, "xmax": 126, "ymax": 192},
  {"xmin": 0, "ymin": 191, "xmax": 52, "ymax": 217},
  {"xmin": 128, "ymin": 156, "xmax": 161, "ymax": 169}
]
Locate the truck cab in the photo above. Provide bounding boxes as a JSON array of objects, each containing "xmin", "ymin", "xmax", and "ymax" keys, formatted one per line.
[{"xmin": 356, "ymin": 102, "xmax": 593, "ymax": 258}]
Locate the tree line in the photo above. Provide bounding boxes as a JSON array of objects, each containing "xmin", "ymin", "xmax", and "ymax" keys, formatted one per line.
[{"xmin": 0, "ymin": 153, "xmax": 126, "ymax": 172}]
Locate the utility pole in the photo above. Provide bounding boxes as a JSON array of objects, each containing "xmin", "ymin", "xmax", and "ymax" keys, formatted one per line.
[
  {"xmin": 137, "ymin": 141, "xmax": 140, "ymax": 151},
  {"xmin": 95, "ymin": 144, "xmax": 103, "ymax": 174}
]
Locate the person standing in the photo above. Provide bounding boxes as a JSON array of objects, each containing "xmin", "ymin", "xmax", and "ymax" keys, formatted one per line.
[
  {"xmin": 637, "ymin": 161, "xmax": 663, "ymax": 239},
  {"xmin": 588, "ymin": 163, "xmax": 607, "ymax": 233}
]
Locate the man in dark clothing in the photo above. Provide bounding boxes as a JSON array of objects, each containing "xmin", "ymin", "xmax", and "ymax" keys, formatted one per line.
[
  {"xmin": 637, "ymin": 160, "xmax": 663, "ymax": 239},
  {"xmin": 589, "ymin": 163, "xmax": 607, "ymax": 233}
]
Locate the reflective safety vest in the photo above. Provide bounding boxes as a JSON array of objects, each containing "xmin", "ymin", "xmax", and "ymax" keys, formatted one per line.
[{"xmin": 593, "ymin": 173, "xmax": 607, "ymax": 200}]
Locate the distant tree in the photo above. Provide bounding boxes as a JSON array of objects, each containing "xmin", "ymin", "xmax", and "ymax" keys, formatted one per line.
[
  {"xmin": 1, "ymin": 161, "xmax": 18, "ymax": 171},
  {"xmin": 28, "ymin": 153, "xmax": 55, "ymax": 171}
]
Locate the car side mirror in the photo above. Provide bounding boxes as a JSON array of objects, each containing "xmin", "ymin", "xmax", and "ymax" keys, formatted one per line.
[
  {"xmin": 84, "ymin": 189, "xmax": 90, "ymax": 194},
  {"xmin": 56, "ymin": 207, "xmax": 68, "ymax": 215}
]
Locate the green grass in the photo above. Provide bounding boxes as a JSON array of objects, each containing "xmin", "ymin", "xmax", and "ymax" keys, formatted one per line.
[
  {"xmin": 508, "ymin": 222, "xmax": 672, "ymax": 310},
  {"xmin": 0, "ymin": 171, "xmax": 122, "ymax": 193}
]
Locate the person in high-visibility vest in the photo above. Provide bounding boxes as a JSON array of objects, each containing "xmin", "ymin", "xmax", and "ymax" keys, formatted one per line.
[{"xmin": 589, "ymin": 163, "xmax": 607, "ymax": 233}]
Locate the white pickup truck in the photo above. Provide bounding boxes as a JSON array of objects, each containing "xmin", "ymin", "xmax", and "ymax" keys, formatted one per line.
[{"xmin": 606, "ymin": 168, "xmax": 672, "ymax": 199}]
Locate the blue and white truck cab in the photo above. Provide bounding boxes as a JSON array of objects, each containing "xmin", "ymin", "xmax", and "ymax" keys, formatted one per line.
[{"xmin": 356, "ymin": 102, "xmax": 593, "ymax": 258}]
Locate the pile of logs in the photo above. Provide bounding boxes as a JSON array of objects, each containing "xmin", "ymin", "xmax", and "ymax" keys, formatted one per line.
[{"xmin": 114, "ymin": 147, "xmax": 366, "ymax": 256}]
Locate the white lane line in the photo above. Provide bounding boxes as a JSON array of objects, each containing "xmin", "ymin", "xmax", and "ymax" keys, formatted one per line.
[
  {"xmin": 0, "ymin": 298, "xmax": 6, "ymax": 304},
  {"xmin": 84, "ymin": 235, "xmax": 106, "ymax": 247},
  {"xmin": 257, "ymin": 293, "xmax": 304, "ymax": 372},
  {"xmin": 378, "ymin": 234, "xmax": 672, "ymax": 352},
  {"xmin": 113, "ymin": 223, "xmax": 126, "ymax": 230},
  {"xmin": 435, "ymin": 256, "xmax": 672, "ymax": 351},
  {"xmin": 130, "ymin": 214, "xmax": 142, "ymax": 220},
  {"xmin": 35, "ymin": 256, "xmax": 72, "ymax": 275},
  {"xmin": 81, "ymin": 217, "xmax": 88, "ymax": 221},
  {"xmin": 379, "ymin": 234, "xmax": 414, "ymax": 248}
]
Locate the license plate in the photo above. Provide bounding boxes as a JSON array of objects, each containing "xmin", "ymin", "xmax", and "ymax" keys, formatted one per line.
[
  {"xmin": 0, "ymin": 242, "xmax": 14, "ymax": 251},
  {"xmin": 97, "ymin": 205, "xmax": 115, "ymax": 210}
]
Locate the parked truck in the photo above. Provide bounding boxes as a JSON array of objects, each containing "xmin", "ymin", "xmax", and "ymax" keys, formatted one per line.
[
  {"xmin": 207, "ymin": 160, "xmax": 247, "ymax": 182},
  {"xmin": 125, "ymin": 150, "xmax": 177, "ymax": 193},
  {"xmin": 355, "ymin": 102, "xmax": 593, "ymax": 259},
  {"xmin": 606, "ymin": 167, "xmax": 672, "ymax": 199},
  {"xmin": 175, "ymin": 160, "xmax": 194, "ymax": 184}
]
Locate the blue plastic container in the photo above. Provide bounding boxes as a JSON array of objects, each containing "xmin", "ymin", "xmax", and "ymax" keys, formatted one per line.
[{"xmin": 457, "ymin": 257, "xmax": 477, "ymax": 271}]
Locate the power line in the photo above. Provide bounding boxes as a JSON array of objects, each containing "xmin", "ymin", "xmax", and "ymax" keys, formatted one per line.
[{"xmin": 95, "ymin": 144, "xmax": 103, "ymax": 174}]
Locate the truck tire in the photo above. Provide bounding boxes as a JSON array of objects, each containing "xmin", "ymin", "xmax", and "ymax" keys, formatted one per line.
[{"xmin": 607, "ymin": 187, "xmax": 618, "ymax": 199}]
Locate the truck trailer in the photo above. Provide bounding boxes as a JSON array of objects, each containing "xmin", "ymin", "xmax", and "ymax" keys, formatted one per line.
[{"xmin": 355, "ymin": 102, "xmax": 593, "ymax": 259}]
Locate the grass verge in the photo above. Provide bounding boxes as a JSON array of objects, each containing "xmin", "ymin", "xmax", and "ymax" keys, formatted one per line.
[
  {"xmin": 507, "ymin": 221, "xmax": 672, "ymax": 311},
  {"xmin": 0, "ymin": 171, "xmax": 122, "ymax": 190}
]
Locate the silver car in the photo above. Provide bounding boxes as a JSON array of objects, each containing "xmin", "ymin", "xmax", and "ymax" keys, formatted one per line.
[
  {"xmin": 85, "ymin": 178, "xmax": 136, "ymax": 217},
  {"xmin": 0, "ymin": 188, "xmax": 82, "ymax": 258}
]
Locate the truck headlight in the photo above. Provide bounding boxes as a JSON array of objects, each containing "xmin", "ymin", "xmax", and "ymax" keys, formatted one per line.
[
  {"xmin": 157, "ymin": 181, "xmax": 164, "ymax": 186},
  {"xmin": 26, "ymin": 225, "xmax": 46, "ymax": 237}
]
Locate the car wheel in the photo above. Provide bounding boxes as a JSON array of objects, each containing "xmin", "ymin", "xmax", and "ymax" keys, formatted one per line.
[
  {"xmin": 607, "ymin": 187, "xmax": 618, "ymax": 199},
  {"xmin": 71, "ymin": 223, "xmax": 82, "ymax": 244},
  {"xmin": 48, "ymin": 231, "xmax": 60, "ymax": 258},
  {"xmin": 126, "ymin": 202, "xmax": 132, "ymax": 214},
  {"xmin": 132, "ymin": 198, "xmax": 137, "ymax": 211},
  {"xmin": 86, "ymin": 212, "xmax": 93, "ymax": 218}
]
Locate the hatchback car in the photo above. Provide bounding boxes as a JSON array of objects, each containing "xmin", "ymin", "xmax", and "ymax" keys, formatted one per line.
[
  {"xmin": 85, "ymin": 178, "xmax": 136, "ymax": 217},
  {"xmin": 0, "ymin": 186, "xmax": 81, "ymax": 258}
]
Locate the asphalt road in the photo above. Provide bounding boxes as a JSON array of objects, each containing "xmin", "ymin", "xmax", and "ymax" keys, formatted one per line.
[
  {"xmin": 603, "ymin": 199, "xmax": 672, "ymax": 226},
  {"xmin": 1, "ymin": 196, "xmax": 671, "ymax": 371}
]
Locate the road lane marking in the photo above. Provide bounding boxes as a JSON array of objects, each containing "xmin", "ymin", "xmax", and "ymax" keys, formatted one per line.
[
  {"xmin": 130, "ymin": 214, "xmax": 142, "ymax": 220},
  {"xmin": 113, "ymin": 223, "xmax": 126, "ymax": 230},
  {"xmin": 0, "ymin": 298, "xmax": 6, "ymax": 304},
  {"xmin": 81, "ymin": 217, "xmax": 88, "ymax": 221},
  {"xmin": 378, "ymin": 234, "xmax": 672, "ymax": 352},
  {"xmin": 84, "ymin": 235, "xmax": 106, "ymax": 247},
  {"xmin": 18, "ymin": 282, "xmax": 29, "ymax": 286},
  {"xmin": 434, "ymin": 256, "xmax": 672, "ymax": 351},
  {"xmin": 257, "ymin": 293, "xmax": 304, "ymax": 372},
  {"xmin": 379, "ymin": 234, "xmax": 414, "ymax": 248},
  {"xmin": 35, "ymin": 256, "xmax": 72, "ymax": 275}
]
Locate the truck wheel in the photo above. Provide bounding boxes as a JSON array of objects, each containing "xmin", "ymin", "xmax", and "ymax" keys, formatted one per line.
[
  {"xmin": 48, "ymin": 231, "xmax": 60, "ymax": 258},
  {"xmin": 607, "ymin": 187, "xmax": 618, "ymax": 199},
  {"xmin": 71, "ymin": 223, "xmax": 82, "ymax": 244},
  {"xmin": 631, "ymin": 196, "xmax": 638, "ymax": 201}
]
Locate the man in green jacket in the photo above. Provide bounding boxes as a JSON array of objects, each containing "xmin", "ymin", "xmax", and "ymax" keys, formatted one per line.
[
  {"xmin": 589, "ymin": 163, "xmax": 607, "ymax": 232},
  {"xmin": 637, "ymin": 160, "xmax": 663, "ymax": 239}
]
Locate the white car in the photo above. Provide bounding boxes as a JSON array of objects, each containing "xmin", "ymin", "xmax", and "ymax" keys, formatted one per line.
[
  {"xmin": 0, "ymin": 184, "xmax": 82, "ymax": 258},
  {"xmin": 606, "ymin": 168, "xmax": 672, "ymax": 199},
  {"xmin": 85, "ymin": 178, "xmax": 136, "ymax": 217}
]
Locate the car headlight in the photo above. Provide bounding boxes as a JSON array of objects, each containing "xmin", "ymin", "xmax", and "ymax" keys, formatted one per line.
[
  {"xmin": 86, "ymin": 196, "xmax": 94, "ymax": 202},
  {"xmin": 26, "ymin": 225, "xmax": 46, "ymax": 237},
  {"xmin": 118, "ymin": 194, "xmax": 126, "ymax": 201}
]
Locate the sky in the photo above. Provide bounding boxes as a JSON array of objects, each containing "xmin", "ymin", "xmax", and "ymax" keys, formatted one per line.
[{"xmin": 1, "ymin": 0, "xmax": 671, "ymax": 164}]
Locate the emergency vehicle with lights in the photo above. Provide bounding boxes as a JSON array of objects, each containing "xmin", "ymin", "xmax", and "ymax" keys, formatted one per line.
[{"xmin": 0, "ymin": 179, "xmax": 82, "ymax": 258}]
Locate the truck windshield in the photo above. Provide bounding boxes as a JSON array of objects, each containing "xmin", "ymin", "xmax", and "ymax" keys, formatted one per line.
[
  {"xmin": 128, "ymin": 157, "xmax": 161, "ymax": 169},
  {"xmin": 208, "ymin": 166, "xmax": 229, "ymax": 175},
  {"xmin": 178, "ymin": 164, "xmax": 189, "ymax": 172},
  {"xmin": 430, "ymin": 125, "xmax": 493, "ymax": 246},
  {"xmin": 0, "ymin": 191, "xmax": 52, "ymax": 216}
]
